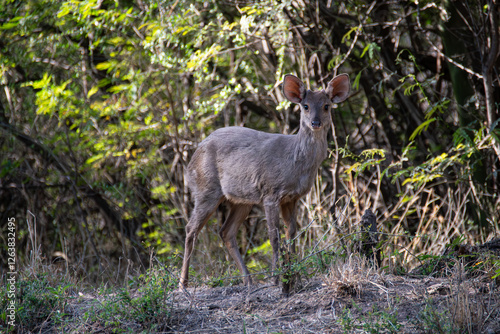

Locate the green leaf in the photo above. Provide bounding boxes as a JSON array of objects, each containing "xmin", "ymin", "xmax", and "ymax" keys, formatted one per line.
[
  {"xmin": 87, "ymin": 86, "xmax": 99, "ymax": 98},
  {"xmin": 96, "ymin": 61, "xmax": 114, "ymax": 71},
  {"xmin": 57, "ymin": 4, "xmax": 71, "ymax": 18},
  {"xmin": 108, "ymin": 84, "xmax": 129, "ymax": 93},
  {"xmin": 86, "ymin": 153, "xmax": 104, "ymax": 165},
  {"xmin": 342, "ymin": 26, "xmax": 359, "ymax": 43},
  {"xmin": 409, "ymin": 118, "xmax": 436, "ymax": 141},
  {"xmin": 1, "ymin": 22, "xmax": 19, "ymax": 30},
  {"xmin": 360, "ymin": 44, "xmax": 370, "ymax": 58},
  {"xmin": 353, "ymin": 69, "xmax": 363, "ymax": 90},
  {"xmin": 31, "ymin": 73, "xmax": 52, "ymax": 89}
]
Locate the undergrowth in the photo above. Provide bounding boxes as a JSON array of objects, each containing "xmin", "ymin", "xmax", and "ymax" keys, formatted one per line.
[
  {"xmin": 0, "ymin": 273, "xmax": 74, "ymax": 333},
  {"xmin": 338, "ymin": 302, "xmax": 403, "ymax": 334},
  {"xmin": 84, "ymin": 264, "xmax": 176, "ymax": 333},
  {"xmin": 0, "ymin": 264, "xmax": 177, "ymax": 333}
]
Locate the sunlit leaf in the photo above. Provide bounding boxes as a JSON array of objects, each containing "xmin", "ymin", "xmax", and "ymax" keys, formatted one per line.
[{"xmin": 410, "ymin": 118, "xmax": 436, "ymax": 141}]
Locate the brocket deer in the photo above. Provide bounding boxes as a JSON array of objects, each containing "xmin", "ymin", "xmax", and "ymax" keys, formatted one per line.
[{"xmin": 180, "ymin": 73, "xmax": 350, "ymax": 288}]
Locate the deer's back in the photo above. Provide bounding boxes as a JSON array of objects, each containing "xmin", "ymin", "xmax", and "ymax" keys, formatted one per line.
[{"xmin": 188, "ymin": 126, "xmax": 326, "ymax": 205}]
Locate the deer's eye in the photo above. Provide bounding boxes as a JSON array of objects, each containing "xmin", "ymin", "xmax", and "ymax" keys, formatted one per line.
[
  {"xmin": 324, "ymin": 105, "xmax": 329, "ymax": 111},
  {"xmin": 304, "ymin": 104, "xmax": 309, "ymax": 111}
]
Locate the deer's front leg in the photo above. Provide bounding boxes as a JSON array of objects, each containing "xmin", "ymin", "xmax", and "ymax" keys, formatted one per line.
[
  {"xmin": 264, "ymin": 201, "xmax": 281, "ymax": 285},
  {"xmin": 281, "ymin": 200, "xmax": 297, "ymax": 253}
]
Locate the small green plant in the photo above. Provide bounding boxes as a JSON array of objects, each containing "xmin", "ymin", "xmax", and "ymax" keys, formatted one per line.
[
  {"xmin": 493, "ymin": 260, "xmax": 500, "ymax": 279},
  {"xmin": 209, "ymin": 277, "xmax": 226, "ymax": 287},
  {"xmin": 208, "ymin": 268, "xmax": 243, "ymax": 287},
  {"xmin": 362, "ymin": 304, "xmax": 402, "ymax": 334},
  {"xmin": 416, "ymin": 300, "xmax": 454, "ymax": 333},
  {"xmin": 338, "ymin": 302, "xmax": 402, "ymax": 334},
  {"xmin": 0, "ymin": 273, "xmax": 73, "ymax": 332},
  {"xmin": 414, "ymin": 254, "xmax": 450, "ymax": 276},
  {"xmin": 85, "ymin": 265, "xmax": 176, "ymax": 333},
  {"xmin": 338, "ymin": 306, "xmax": 355, "ymax": 332}
]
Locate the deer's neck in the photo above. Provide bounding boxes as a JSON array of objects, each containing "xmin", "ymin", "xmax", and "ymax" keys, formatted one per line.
[{"xmin": 293, "ymin": 125, "xmax": 329, "ymax": 167}]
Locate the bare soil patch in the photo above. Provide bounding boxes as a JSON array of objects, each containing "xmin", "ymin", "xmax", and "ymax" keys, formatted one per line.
[{"xmin": 169, "ymin": 275, "xmax": 500, "ymax": 333}]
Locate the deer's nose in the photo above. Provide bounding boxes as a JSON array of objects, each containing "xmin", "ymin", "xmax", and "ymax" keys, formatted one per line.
[{"xmin": 311, "ymin": 120, "xmax": 321, "ymax": 129}]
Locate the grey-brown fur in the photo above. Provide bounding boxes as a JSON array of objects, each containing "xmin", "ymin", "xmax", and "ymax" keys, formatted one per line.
[{"xmin": 180, "ymin": 74, "xmax": 350, "ymax": 288}]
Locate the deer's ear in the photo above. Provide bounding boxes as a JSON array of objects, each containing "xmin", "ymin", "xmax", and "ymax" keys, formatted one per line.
[
  {"xmin": 326, "ymin": 74, "xmax": 350, "ymax": 103},
  {"xmin": 283, "ymin": 74, "xmax": 305, "ymax": 104}
]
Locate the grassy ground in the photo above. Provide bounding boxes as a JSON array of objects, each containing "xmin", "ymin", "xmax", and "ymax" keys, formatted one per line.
[{"xmin": 1, "ymin": 247, "xmax": 499, "ymax": 333}]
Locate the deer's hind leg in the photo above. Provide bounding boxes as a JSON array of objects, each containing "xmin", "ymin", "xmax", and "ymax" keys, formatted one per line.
[
  {"xmin": 219, "ymin": 203, "xmax": 253, "ymax": 286},
  {"xmin": 180, "ymin": 193, "xmax": 223, "ymax": 288}
]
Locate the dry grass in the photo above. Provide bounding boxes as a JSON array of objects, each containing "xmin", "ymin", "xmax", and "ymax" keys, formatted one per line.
[
  {"xmin": 445, "ymin": 264, "xmax": 494, "ymax": 333},
  {"xmin": 326, "ymin": 253, "xmax": 379, "ymax": 297},
  {"xmin": 2, "ymin": 240, "xmax": 499, "ymax": 333}
]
